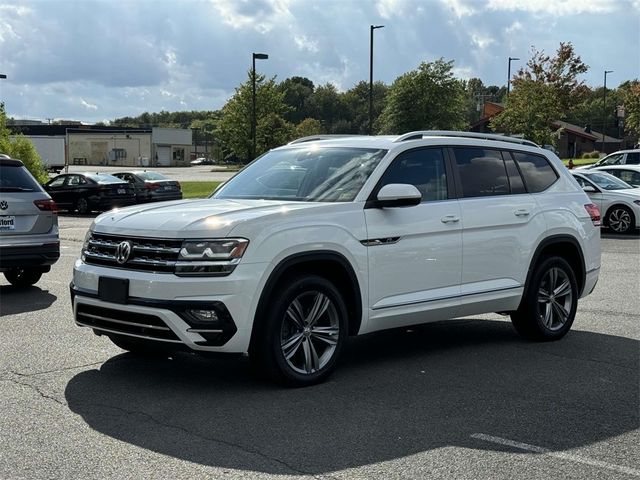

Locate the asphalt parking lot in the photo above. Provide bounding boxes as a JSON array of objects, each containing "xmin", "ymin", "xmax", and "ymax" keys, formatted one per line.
[{"xmin": 1, "ymin": 216, "xmax": 638, "ymax": 480}]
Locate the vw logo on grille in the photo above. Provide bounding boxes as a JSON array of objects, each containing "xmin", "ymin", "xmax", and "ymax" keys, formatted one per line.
[
  {"xmin": 115, "ymin": 241, "xmax": 132, "ymax": 264},
  {"xmin": 0, "ymin": 201, "xmax": 7, "ymax": 210}
]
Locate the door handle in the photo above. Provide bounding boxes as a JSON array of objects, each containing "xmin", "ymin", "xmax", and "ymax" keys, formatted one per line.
[
  {"xmin": 441, "ymin": 215, "xmax": 460, "ymax": 224},
  {"xmin": 514, "ymin": 209, "xmax": 530, "ymax": 217}
]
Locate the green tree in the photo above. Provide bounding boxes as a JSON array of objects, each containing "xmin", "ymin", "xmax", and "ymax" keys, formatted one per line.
[
  {"xmin": 279, "ymin": 76, "xmax": 315, "ymax": 124},
  {"xmin": 492, "ymin": 42, "xmax": 589, "ymax": 146},
  {"xmin": 378, "ymin": 59, "xmax": 466, "ymax": 134},
  {"xmin": 294, "ymin": 118, "xmax": 324, "ymax": 138},
  {"xmin": 0, "ymin": 106, "xmax": 48, "ymax": 183},
  {"xmin": 491, "ymin": 79, "xmax": 562, "ymax": 146},
  {"xmin": 621, "ymin": 80, "xmax": 640, "ymax": 138},
  {"xmin": 216, "ymin": 71, "xmax": 290, "ymax": 162},
  {"xmin": 342, "ymin": 81, "xmax": 388, "ymax": 134},
  {"xmin": 307, "ymin": 83, "xmax": 346, "ymax": 133},
  {"xmin": 257, "ymin": 113, "xmax": 295, "ymax": 152}
]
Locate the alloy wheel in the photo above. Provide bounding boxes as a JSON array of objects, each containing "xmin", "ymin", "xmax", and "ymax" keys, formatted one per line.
[
  {"xmin": 608, "ymin": 208, "xmax": 631, "ymax": 233},
  {"xmin": 280, "ymin": 291, "xmax": 340, "ymax": 375},
  {"xmin": 537, "ymin": 267, "xmax": 574, "ymax": 331}
]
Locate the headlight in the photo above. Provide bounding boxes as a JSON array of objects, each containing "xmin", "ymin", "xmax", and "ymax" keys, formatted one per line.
[
  {"xmin": 175, "ymin": 238, "xmax": 249, "ymax": 276},
  {"xmin": 81, "ymin": 230, "xmax": 92, "ymax": 261}
]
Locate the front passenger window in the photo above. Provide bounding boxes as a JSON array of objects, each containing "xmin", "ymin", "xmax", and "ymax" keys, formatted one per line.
[{"xmin": 377, "ymin": 148, "xmax": 448, "ymax": 202}]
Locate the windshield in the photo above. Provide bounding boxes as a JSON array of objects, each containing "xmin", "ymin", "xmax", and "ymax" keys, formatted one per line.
[
  {"xmin": 135, "ymin": 171, "xmax": 168, "ymax": 181},
  {"xmin": 213, "ymin": 147, "xmax": 387, "ymax": 202},
  {"xmin": 595, "ymin": 153, "xmax": 623, "ymax": 166},
  {"xmin": 84, "ymin": 173, "xmax": 127, "ymax": 184},
  {"xmin": 584, "ymin": 172, "xmax": 633, "ymax": 190}
]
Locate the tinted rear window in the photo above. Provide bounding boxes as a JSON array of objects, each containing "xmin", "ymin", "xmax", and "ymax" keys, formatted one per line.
[
  {"xmin": 453, "ymin": 148, "xmax": 509, "ymax": 198},
  {"xmin": 84, "ymin": 173, "xmax": 126, "ymax": 184},
  {"xmin": 512, "ymin": 152, "xmax": 558, "ymax": 193},
  {"xmin": 135, "ymin": 172, "xmax": 168, "ymax": 181},
  {"xmin": 626, "ymin": 152, "xmax": 639, "ymax": 165},
  {"xmin": 0, "ymin": 164, "xmax": 44, "ymax": 192}
]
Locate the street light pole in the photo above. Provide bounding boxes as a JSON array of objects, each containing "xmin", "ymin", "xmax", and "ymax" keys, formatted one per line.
[
  {"xmin": 369, "ymin": 25, "xmax": 384, "ymax": 135},
  {"xmin": 251, "ymin": 53, "xmax": 268, "ymax": 161},
  {"xmin": 602, "ymin": 70, "xmax": 613, "ymax": 152},
  {"xmin": 507, "ymin": 57, "xmax": 519, "ymax": 95}
]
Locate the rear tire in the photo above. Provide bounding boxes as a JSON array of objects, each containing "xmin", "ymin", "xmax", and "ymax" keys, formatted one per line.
[
  {"xmin": 250, "ymin": 274, "xmax": 347, "ymax": 386},
  {"xmin": 4, "ymin": 268, "xmax": 43, "ymax": 287},
  {"xmin": 606, "ymin": 205, "xmax": 635, "ymax": 234},
  {"xmin": 511, "ymin": 256, "xmax": 578, "ymax": 341},
  {"xmin": 107, "ymin": 334, "xmax": 172, "ymax": 358}
]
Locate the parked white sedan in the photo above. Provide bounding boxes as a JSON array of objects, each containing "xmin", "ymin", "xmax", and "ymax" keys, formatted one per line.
[
  {"xmin": 571, "ymin": 170, "xmax": 640, "ymax": 234},
  {"xmin": 590, "ymin": 165, "xmax": 640, "ymax": 188}
]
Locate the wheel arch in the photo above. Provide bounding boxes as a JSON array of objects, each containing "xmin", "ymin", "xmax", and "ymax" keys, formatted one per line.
[
  {"xmin": 249, "ymin": 250, "xmax": 363, "ymax": 353},
  {"xmin": 525, "ymin": 235, "xmax": 586, "ymax": 297}
]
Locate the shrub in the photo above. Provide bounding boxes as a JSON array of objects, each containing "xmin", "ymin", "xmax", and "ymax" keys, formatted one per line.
[{"xmin": 581, "ymin": 151, "xmax": 600, "ymax": 159}]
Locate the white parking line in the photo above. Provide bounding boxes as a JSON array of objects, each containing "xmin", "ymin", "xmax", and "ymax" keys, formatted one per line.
[{"xmin": 471, "ymin": 433, "xmax": 640, "ymax": 477}]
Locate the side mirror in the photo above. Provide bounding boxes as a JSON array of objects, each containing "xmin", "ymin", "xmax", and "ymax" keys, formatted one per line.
[
  {"xmin": 375, "ymin": 183, "xmax": 422, "ymax": 208},
  {"xmin": 582, "ymin": 185, "xmax": 597, "ymax": 193}
]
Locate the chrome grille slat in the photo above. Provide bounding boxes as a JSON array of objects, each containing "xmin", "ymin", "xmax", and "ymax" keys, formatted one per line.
[
  {"xmin": 84, "ymin": 233, "xmax": 182, "ymax": 272},
  {"xmin": 78, "ymin": 311, "xmax": 171, "ymax": 330}
]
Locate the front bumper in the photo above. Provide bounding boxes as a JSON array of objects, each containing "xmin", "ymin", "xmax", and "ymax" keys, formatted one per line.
[
  {"xmin": 0, "ymin": 242, "xmax": 60, "ymax": 271},
  {"xmin": 71, "ymin": 260, "xmax": 269, "ymax": 353}
]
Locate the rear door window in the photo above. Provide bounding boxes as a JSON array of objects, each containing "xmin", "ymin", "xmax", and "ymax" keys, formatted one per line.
[
  {"xmin": 452, "ymin": 148, "xmax": 509, "ymax": 198},
  {"xmin": 625, "ymin": 152, "xmax": 639, "ymax": 165},
  {"xmin": 512, "ymin": 152, "xmax": 558, "ymax": 193}
]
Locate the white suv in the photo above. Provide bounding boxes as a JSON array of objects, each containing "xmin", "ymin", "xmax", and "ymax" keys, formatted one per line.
[{"xmin": 71, "ymin": 131, "xmax": 601, "ymax": 386}]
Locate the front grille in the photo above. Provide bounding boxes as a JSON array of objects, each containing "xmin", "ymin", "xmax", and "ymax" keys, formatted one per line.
[
  {"xmin": 76, "ymin": 303, "xmax": 181, "ymax": 342},
  {"xmin": 84, "ymin": 232, "xmax": 182, "ymax": 272}
]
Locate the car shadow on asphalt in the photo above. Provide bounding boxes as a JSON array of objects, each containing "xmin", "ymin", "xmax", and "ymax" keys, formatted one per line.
[
  {"xmin": 601, "ymin": 230, "xmax": 640, "ymax": 240},
  {"xmin": 64, "ymin": 319, "xmax": 639, "ymax": 476},
  {"xmin": 0, "ymin": 285, "xmax": 57, "ymax": 316}
]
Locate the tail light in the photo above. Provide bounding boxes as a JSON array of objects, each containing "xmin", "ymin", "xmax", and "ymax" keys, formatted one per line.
[
  {"xmin": 584, "ymin": 203, "xmax": 601, "ymax": 226},
  {"xmin": 34, "ymin": 199, "xmax": 59, "ymax": 213},
  {"xmin": 176, "ymin": 181, "xmax": 181, "ymax": 189},
  {"xmin": 146, "ymin": 183, "xmax": 161, "ymax": 190}
]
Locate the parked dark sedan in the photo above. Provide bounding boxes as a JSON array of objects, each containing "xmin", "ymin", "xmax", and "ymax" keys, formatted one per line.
[
  {"xmin": 112, "ymin": 171, "xmax": 183, "ymax": 203},
  {"xmin": 43, "ymin": 173, "xmax": 136, "ymax": 214}
]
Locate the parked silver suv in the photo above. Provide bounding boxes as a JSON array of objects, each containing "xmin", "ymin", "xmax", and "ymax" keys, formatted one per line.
[{"xmin": 0, "ymin": 156, "xmax": 60, "ymax": 287}]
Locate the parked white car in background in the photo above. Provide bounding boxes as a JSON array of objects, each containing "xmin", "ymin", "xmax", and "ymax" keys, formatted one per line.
[
  {"xmin": 590, "ymin": 165, "xmax": 640, "ymax": 188},
  {"xmin": 577, "ymin": 149, "xmax": 640, "ymax": 170},
  {"xmin": 71, "ymin": 131, "xmax": 602, "ymax": 386},
  {"xmin": 571, "ymin": 170, "xmax": 640, "ymax": 234}
]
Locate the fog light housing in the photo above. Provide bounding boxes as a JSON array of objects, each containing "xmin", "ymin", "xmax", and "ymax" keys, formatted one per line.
[{"xmin": 188, "ymin": 309, "xmax": 219, "ymax": 322}]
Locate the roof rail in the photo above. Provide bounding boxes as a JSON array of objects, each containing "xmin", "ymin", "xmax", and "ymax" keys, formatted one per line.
[
  {"xmin": 394, "ymin": 130, "xmax": 539, "ymax": 147},
  {"xmin": 287, "ymin": 134, "xmax": 366, "ymax": 145}
]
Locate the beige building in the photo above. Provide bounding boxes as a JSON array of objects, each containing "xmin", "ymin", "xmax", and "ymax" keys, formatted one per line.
[{"xmin": 68, "ymin": 131, "xmax": 152, "ymax": 167}]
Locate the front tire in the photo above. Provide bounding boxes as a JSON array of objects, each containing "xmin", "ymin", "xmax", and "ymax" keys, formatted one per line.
[
  {"xmin": 4, "ymin": 268, "xmax": 43, "ymax": 287},
  {"xmin": 511, "ymin": 256, "xmax": 578, "ymax": 341},
  {"xmin": 606, "ymin": 205, "xmax": 635, "ymax": 234},
  {"xmin": 251, "ymin": 275, "xmax": 347, "ymax": 386},
  {"xmin": 76, "ymin": 197, "xmax": 90, "ymax": 215}
]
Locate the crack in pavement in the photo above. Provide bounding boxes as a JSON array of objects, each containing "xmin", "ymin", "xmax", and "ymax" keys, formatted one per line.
[
  {"xmin": 9, "ymin": 361, "xmax": 108, "ymax": 377},
  {"xmin": 75, "ymin": 402, "xmax": 339, "ymax": 479},
  {"xmin": 3, "ymin": 375, "xmax": 67, "ymax": 407}
]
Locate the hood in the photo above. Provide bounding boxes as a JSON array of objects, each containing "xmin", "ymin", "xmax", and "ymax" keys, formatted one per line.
[
  {"xmin": 92, "ymin": 198, "xmax": 326, "ymax": 238},
  {"xmin": 604, "ymin": 188, "xmax": 640, "ymax": 199}
]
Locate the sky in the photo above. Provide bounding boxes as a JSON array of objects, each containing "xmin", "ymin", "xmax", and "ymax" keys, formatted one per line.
[{"xmin": 0, "ymin": 0, "xmax": 639, "ymax": 123}]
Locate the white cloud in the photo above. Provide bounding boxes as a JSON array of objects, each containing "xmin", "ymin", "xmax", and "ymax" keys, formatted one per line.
[
  {"xmin": 438, "ymin": 0, "xmax": 477, "ymax": 17},
  {"xmin": 505, "ymin": 21, "xmax": 523, "ymax": 35},
  {"xmin": 487, "ymin": 0, "xmax": 617, "ymax": 15},
  {"xmin": 294, "ymin": 34, "xmax": 319, "ymax": 53},
  {"xmin": 452, "ymin": 65, "xmax": 474, "ymax": 80},
  {"xmin": 210, "ymin": 0, "xmax": 293, "ymax": 33},
  {"xmin": 471, "ymin": 33, "xmax": 496, "ymax": 50},
  {"xmin": 80, "ymin": 99, "xmax": 98, "ymax": 111},
  {"xmin": 375, "ymin": 0, "xmax": 410, "ymax": 19}
]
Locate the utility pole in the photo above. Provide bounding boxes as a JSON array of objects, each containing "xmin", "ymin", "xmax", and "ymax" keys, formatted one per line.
[
  {"xmin": 369, "ymin": 25, "xmax": 384, "ymax": 135},
  {"xmin": 251, "ymin": 52, "xmax": 268, "ymax": 161},
  {"xmin": 602, "ymin": 70, "xmax": 613, "ymax": 152},
  {"xmin": 507, "ymin": 57, "xmax": 519, "ymax": 95}
]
